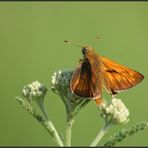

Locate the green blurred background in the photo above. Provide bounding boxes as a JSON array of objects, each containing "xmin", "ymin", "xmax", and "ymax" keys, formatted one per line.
[{"xmin": 0, "ymin": 2, "xmax": 147, "ymax": 146}]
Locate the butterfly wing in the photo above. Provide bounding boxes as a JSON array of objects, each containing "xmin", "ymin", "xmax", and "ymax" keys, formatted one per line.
[
  {"xmin": 70, "ymin": 58, "xmax": 102, "ymax": 99},
  {"xmin": 100, "ymin": 56, "xmax": 144, "ymax": 95}
]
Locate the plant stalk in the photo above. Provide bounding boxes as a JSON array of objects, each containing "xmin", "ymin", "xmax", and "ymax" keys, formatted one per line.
[
  {"xmin": 65, "ymin": 113, "xmax": 75, "ymax": 146},
  {"xmin": 90, "ymin": 122, "xmax": 112, "ymax": 146},
  {"xmin": 43, "ymin": 120, "xmax": 64, "ymax": 146},
  {"xmin": 37, "ymin": 99, "xmax": 64, "ymax": 146},
  {"xmin": 16, "ymin": 97, "xmax": 64, "ymax": 146}
]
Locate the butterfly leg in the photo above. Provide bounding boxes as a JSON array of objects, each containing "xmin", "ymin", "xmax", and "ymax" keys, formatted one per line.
[{"xmin": 79, "ymin": 58, "xmax": 83, "ymax": 63}]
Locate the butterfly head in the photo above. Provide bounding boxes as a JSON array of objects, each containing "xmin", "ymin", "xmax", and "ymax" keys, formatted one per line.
[{"xmin": 82, "ymin": 46, "xmax": 94, "ymax": 55}]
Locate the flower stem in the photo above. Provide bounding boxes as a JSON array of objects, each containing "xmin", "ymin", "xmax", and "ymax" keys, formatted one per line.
[
  {"xmin": 16, "ymin": 97, "xmax": 64, "ymax": 146},
  {"xmin": 43, "ymin": 120, "xmax": 64, "ymax": 146},
  {"xmin": 90, "ymin": 122, "xmax": 112, "ymax": 146},
  {"xmin": 65, "ymin": 115, "xmax": 75, "ymax": 146},
  {"xmin": 36, "ymin": 98, "xmax": 49, "ymax": 121},
  {"xmin": 36, "ymin": 99, "xmax": 64, "ymax": 146}
]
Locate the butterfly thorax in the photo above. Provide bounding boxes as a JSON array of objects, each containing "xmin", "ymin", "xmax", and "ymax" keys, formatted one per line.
[{"xmin": 82, "ymin": 46, "xmax": 102, "ymax": 73}]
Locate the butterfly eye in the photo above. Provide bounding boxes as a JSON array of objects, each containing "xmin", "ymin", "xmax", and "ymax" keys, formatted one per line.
[{"xmin": 82, "ymin": 47, "xmax": 88, "ymax": 54}]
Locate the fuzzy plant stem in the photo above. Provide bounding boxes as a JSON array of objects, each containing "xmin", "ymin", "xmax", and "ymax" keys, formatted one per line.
[
  {"xmin": 104, "ymin": 121, "xmax": 148, "ymax": 146},
  {"xmin": 36, "ymin": 98, "xmax": 49, "ymax": 121},
  {"xmin": 90, "ymin": 121, "xmax": 112, "ymax": 146},
  {"xmin": 42, "ymin": 120, "xmax": 64, "ymax": 146},
  {"xmin": 16, "ymin": 97, "xmax": 64, "ymax": 147},
  {"xmin": 58, "ymin": 93, "xmax": 75, "ymax": 146},
  {"xmin": 37, "ymin": 99, "xmax": 64, "ymax": 146},
  {"xmin": 65, "ymin": 117, "xmax": 75, "ymax": 146}
]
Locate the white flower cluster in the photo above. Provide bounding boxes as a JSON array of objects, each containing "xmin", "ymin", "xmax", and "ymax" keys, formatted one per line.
[
  {"xmin": 100, "ymin": 98, "xmax": 130, "ymax": 124},
  {"xmin": 22, "ymin": 81, "xmax": 47, "ymax": 100},
  {"xmin": 51, "ymin": 70, "xmax": 73, "ymax": 95},
  {"xmin": 51, "ymin": 70, "xmax": 62, "ymax": 90}
]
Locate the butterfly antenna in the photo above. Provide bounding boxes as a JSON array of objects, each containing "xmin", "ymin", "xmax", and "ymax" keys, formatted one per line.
[{"xmin": 64, "ymin": 40, "xmax": 83, "ymax": 48}]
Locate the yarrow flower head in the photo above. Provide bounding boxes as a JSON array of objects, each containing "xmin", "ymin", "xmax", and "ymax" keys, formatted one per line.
[
  {"xmin": 22, "ymin": 81, "xmax": 47, "ymax": 102},
  {"xmin": 51, "ymin": 70, "xmax": 90, "ymax": 118},
  {"xmin": 51, "ymin": 70, "xmax": 82, "ymax": 102},
  {"xmin": 99, "ymin": 98, "xmax": 130, "ymax": 124}
]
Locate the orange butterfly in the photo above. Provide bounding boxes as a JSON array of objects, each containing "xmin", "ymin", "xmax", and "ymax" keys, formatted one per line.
[{"xmin": 65, "ymin": 41, "xmax": 144, "ymax": 105}]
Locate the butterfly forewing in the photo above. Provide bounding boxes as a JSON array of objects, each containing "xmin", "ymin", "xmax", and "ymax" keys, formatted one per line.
[
  {"xmin": 70, "ymin": 61, "xmax": 92, "ymax": 98},
  {"xmin": 101, "ymin": 56, "xmax": 144, "ymax": 95}
]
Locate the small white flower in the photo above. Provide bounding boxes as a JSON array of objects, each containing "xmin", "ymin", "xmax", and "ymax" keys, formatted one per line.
[
  {"xmin": 51, "ymin": 70, "xmax": 62, "ymax": 90},
  {"xmin": 106, "ymin": 107, "xmax": 111, "ymax": 114},
  {"xmin": 51, "ymin": 72, "xmax": 57, "ymax": 84},
  {"xmin": 22, "ymin": 88, "xmax": 28, "ymax": 96},
  {"xmin": 100, "ymin": 101, "xmax": 107, "ymax": 108},
  {"xmin": 99, "ymin": 98, "xmax": 130, "ymax": 124}
]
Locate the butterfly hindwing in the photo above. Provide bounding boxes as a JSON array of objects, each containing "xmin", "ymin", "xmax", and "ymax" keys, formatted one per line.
[{"xmin": 100, "ymin": 56, "xmax": 144, "ymax": 95}]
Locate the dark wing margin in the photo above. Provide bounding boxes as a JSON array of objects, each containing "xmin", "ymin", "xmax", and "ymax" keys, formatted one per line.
[{"xmin": 100, "ymin": 56, "xmax": 144, "ymax": 95}]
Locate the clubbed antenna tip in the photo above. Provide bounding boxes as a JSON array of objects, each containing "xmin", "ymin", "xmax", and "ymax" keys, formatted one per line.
[{"xmin": 64, "ymin": 40, "xmax": 82, "ymax": 48}]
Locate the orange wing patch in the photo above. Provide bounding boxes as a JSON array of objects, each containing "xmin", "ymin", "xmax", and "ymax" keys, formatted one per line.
[{"xmin": 100, "ymin": 56, "xmax": 144, "ymax": 95}]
